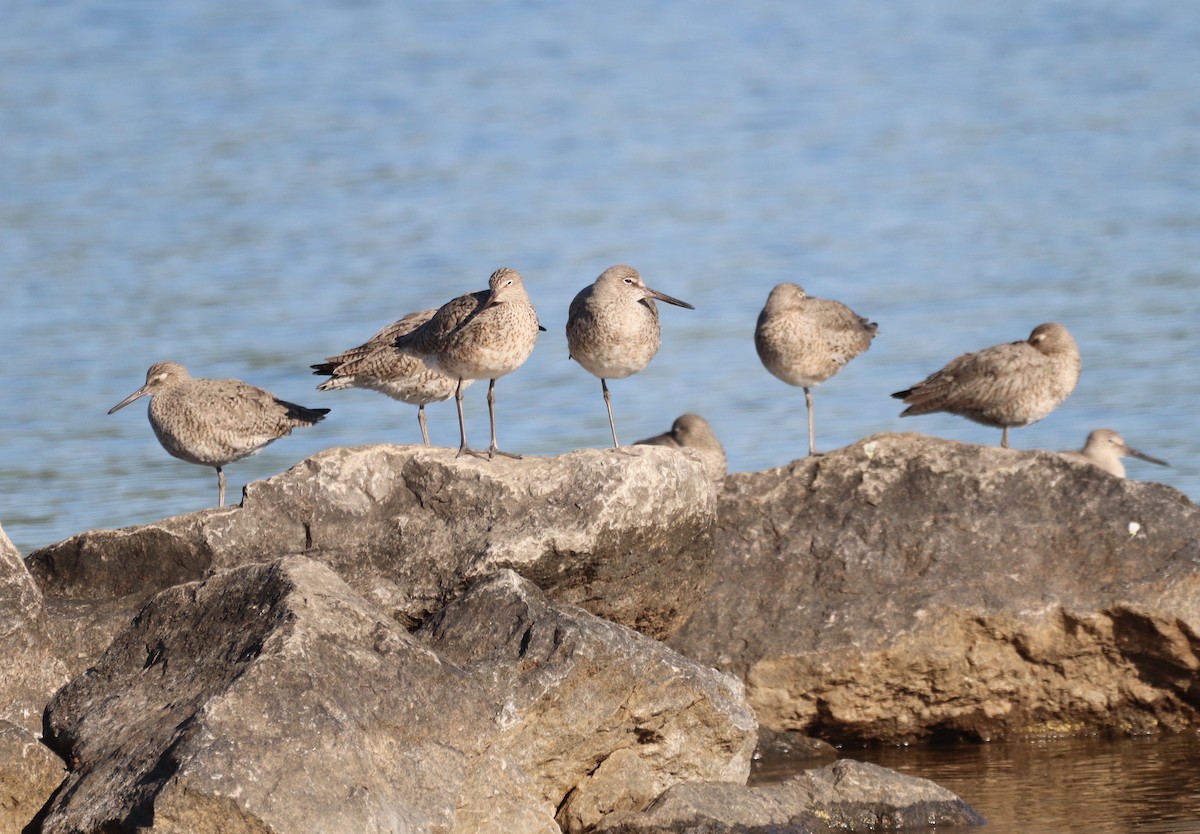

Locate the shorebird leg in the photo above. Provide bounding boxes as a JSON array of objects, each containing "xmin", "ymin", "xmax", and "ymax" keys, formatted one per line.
[
  {"xmin": 477, "ymin": 379, "xmax": 522, "ymax": 460},
  {"xmin": 804, "ymin": 387, "xmax": 817, "ymax": 457},
  {"xmin": 417, "ymin": 404, "xmax": 430, "ymax": 446},
  {"xmin": 1001, "ymin": 427, "xmax": 1010, "ymax": 449},
  {"xmin": 216, "ymin": 466, "xmax": 226, "ymax": 508},
  {"xmin": 602, "ymin": 378, "xmax": 620, "ymax": 448},
  {"xmin": 454, "ymin": 378, "xmax": 475, "ymax": 458}
]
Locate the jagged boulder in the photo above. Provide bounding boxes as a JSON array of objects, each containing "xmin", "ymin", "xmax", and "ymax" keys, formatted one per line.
[
  {"xmin": 596, "ymin": 759, "xmax": 985, "ymax": 833},
  {"xmin": 418, "ymin": 570, "xmax": 758, "ymax": 832},
  {"xmin": 36, "ymin": 559, "xmax": 755, "ymax": 834},
  {"xmin": 0, "ymin": 521, "xmax": 68, "ymax": 834},
  {"xmin": 668, "ymin": 432, "xmax": 1200, "ymax": 743},
  {"xmin": 27, "ymin": 445, "xmax": 717, "ymax": 675}
]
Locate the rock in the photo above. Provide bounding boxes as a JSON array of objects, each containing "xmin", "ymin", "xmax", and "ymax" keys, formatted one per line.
[
  {"xmin": 0, "ymin": 521, "xmax": 68, "ymax": 834},
  {"xmin": 27, "ymin": 445, "xmax": 717, "ymax": 674},
  {"xmin": 596, "ymin": 759, "xmax": 985, "ymax": 833},
  {"xmin": 417, "ymin": 570, "xmax": 758, "ymax": 833},
  {"xmin": 37, "ymin": 560, "xmax": 754, "ymax": 834},
  {"xmin": 38, "ymin": 557, "xmax": 556, "ymax": 834},
  {"xmin": 668, "ymin": 433, "xmax": 1200, "ymax": 743},
  {"xmin": 750, "ymin": 728, "xmax": 837, "ymax": 784}
]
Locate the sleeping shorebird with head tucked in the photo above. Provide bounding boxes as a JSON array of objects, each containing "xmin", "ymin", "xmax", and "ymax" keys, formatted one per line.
[
  {"xmin": 892, "ymin": 322, "xmax": 1081, "ymax": 449},
  {"xmin": 311, "ymin": 308, "xmax": 465, "ymax": 445},
  {"xmin": 754, "ymin": 283, "xmax": 877, "ymax": 457}
]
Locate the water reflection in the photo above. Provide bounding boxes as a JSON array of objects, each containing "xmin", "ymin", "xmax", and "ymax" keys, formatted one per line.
[{"xmin": 755, "ymin": 734, "xmax": 1200, "ymax": 834}]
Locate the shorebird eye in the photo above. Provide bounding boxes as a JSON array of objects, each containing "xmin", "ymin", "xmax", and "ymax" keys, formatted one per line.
[{"xmin": 623, "ymin": 278, "xmax": 634, "ymax": 285}]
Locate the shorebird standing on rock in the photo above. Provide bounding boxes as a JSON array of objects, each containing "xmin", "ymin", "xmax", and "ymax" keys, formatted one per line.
[
  {"xmin": 566, "ymin": 264, "xmax": 694, "ymax": 447},
  {"xmin": 892, "ymin": 322, "xmax": 1081, "ymax": 449},
  {"xmin": 310, "ymin": 308, "xmax": 464, "ymax": 445},
  {"xmin": 634, "ymin": 413, "xmax": 728, "ymax": 481},
  {"xmin": 108, "ymin": 361, "xmax": 330, "ymax": 507},
  {"xmin": 754, "ymin": 283, "xmax": 878, "ymax": 457},
  {"xmin": 1059, "ymin": 428, "xmax": 1169, "ymax": 479},
  {"xmin": 397, "ymin": 267, "xmax": 542, "ymax": 459}
]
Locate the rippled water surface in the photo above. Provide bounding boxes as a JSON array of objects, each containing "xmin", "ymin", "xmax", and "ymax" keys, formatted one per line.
[{"xmin": 787, "ymin": 734, "xmax": 1200, "ymax": 834}]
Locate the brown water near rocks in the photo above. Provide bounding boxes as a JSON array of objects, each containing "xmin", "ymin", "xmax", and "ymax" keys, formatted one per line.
[{"xmin": 754, "ymin": 733, "xmax": 1200, "ymax": 833}]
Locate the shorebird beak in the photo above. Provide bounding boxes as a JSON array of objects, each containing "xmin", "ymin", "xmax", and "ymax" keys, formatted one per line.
[
  {"xmin": 644, "ymin": 287, "xmax": 695, "ymax": 310},
  {"xmin": 108, "ymin": 386, "xmax": 150, "ymax": 414},
  {"xmin": 1126, "ymin": 446, "xmax": 1170, "ymax": 467}
]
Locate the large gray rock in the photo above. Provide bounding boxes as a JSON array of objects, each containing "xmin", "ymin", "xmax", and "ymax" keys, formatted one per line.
[
  {"xmin": 36, "ymin": 559, "xmax": 755, "ymax": 834},
  {"xmin": 668, "ymin": 432, "xmax": 1200, "ymax": 743},
  {"xmin": 596, "ymin": 759, "xmax": 985, "ymax": 833},
  {"xmin": 418, "ymin": 570, "xmax": 758, "ymax": 833},
  {"xmin": 0, "ymin": 522, "xmax": 68, "ymax": 834},
  {"xmin": 28, "ymin": 445, "xmax": 716, "ymax": 671}
]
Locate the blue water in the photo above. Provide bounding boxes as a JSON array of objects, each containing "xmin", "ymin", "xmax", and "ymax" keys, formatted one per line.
[{"xmin": 3, "ymin": 0, "xmax": 1198, "ymax": 561}]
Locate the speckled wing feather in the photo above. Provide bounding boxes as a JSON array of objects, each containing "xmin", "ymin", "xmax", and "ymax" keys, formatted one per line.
[{"xmin": 314, "ymin": 309, "xmax": 436, "ymax": 377}]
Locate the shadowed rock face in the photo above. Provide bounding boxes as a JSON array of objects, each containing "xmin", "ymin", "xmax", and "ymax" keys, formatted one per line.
[
  {"xmin": 0, "ymin": 522, "xmax": 68, "ymax": 830},
  {"xmin": 26, "ymin": 444, "xmax": 717, "ymax": 670},
  {"xmin": 668, "ymin": 432, "xmax": 1200, "ymax": 744},
  {"xmin": 37, "ymin": 560, "xmax": 756, "ymax": 834}
]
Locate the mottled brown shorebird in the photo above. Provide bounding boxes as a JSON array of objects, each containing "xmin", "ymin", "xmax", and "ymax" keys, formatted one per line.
[
  {"xmin": 754, "ymin": 283, "xmax": 877, "ymax": 456},
  {"xmin": 397, "ymin": 267, "xmax": 541, "ymax": 459},
  {"xmin": 108, "ymin": 361, "xmax": 329, "ymax": 507},
  {"xmin": 1060, "ymin": 428, "xmax": 1169, "ymax": 479},
  {"xmin": 634, "ymin": 413, "xmax": 728, "ymax": 481},
  {"xmin": 310, "ymin": 308, "xmax": 466, "ymax": 445},
  {"xmin": 566, "ymin": 264, "xmax": 694, "ymax": 447},
  {"xmin": 891, "ymin": 322, "xmax": 1081, "ymax": 449}
]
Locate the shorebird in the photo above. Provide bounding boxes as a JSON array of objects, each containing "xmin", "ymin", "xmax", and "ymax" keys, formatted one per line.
[
  {"xmin": 397, "ymin": 267, "xmax": 541, "ymax": 459},
  {"xmin": 310, "ymin": 308, "xmax": 465, "ymax": 445},
  {"xmin": 108, "ymin": 361, "xmax": 329, "ymax": 507},
  {"xmin": 634, "ymin": 413, "xmax": 728, "ymax": 481},
  {"xmin": 1060, "ymin": 429, "xmax": 1169, "ymax": 479},
  {"xmin": 754, "ymin": 283, "xmax": 877, "ymax": 456},
  {"xmin": 566, "ymin": 264, "xmax": 694, "ymax": 447},
  {"xmin": 891, "ymin": 322, "xmax": 1081, "ymax": 449}
]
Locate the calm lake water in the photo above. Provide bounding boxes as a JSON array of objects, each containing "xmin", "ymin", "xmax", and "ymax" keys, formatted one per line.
[
  {"xmin": 755, "ymin": 733, "xmax": 1200, "ymax": 834},
  {"xmin": 2, "ymin": 1, "xmax": 1199, "ymax": 826}
]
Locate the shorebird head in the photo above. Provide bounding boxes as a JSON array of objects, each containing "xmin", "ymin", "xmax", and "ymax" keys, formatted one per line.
[
  {"xmin": 597, "ymin": 264, "xmax": 694, "ymax": 311},
  {"xmin": 1027, "ymin": 322, "xmax": 1078, "ymax": 356},
  {"xmin": 672, "ymin": 413, "xmax": 719, "ymax": 448},
  {"xmin": 763, "ymin": 282, "xmax": 807, "ymax": 313},
  {"xmin": 108, "ymin": 361, "xmax": 190, "ymax": 413},
  {"xmin": 1084, "ymin": 428, "xmax": 1169, "ymax": 468},
  {"xmin": 483, "ymin": 267, "xmax": 526, "ymax": 308}
]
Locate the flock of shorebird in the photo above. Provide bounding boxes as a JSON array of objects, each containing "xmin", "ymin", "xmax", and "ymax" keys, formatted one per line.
[{"xmin": 108, "ymin": 265, "xmax": 1169, "ymax": 507}]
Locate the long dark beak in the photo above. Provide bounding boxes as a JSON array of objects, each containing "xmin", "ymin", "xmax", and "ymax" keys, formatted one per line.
[
  {"xmin": 108, "ymin": 386, "xmax": 150, "ymax": 414},
  {"xmin": 645, "ymin": 287, "xmax": 695, "ymax": 310},
  {"xmin": 1126, "ymin": 446, "xmax": 1169, "ymax": 467}
]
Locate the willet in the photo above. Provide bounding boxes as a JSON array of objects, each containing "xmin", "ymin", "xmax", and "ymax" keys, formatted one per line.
[
  {"xmin": 108, "ymin": 361, "xmax": 329, "ymax": 507},
  {"xmin": 634, "ymin": 413, "xmax": 728, "ymax": 481},
  {"xmin": 396, "ymin": 267, "xmax": 541, "ymax": 459},
  {"xmin": 1059, "ymin": 428, "xmax": 1169, "ymax": 479},
  {"xmin": 891, "ymin": 322, "xmax": 1081, "ymax": 448},
  {"xmin": 566, "ymin": 264, "xmax": 694, "ymax": 447},
  {"xmin": 311, "ymin": 308, "xmax": 465, "ymax": 445},
  {"xmin": 754, "ymin": 283, "xmax": 877, "ymax": 456}
]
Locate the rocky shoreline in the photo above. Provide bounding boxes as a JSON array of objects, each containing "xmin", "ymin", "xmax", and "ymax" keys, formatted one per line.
[{"xmin": 4, "ymin": 432, "xmax": 1197, "ymax": 833}]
